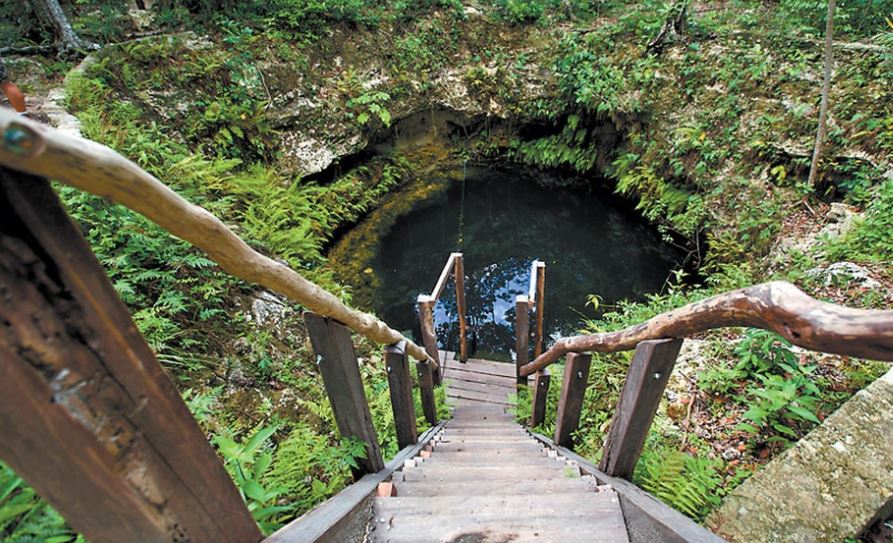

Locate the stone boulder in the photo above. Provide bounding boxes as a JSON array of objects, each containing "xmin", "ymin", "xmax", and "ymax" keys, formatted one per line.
[{"xmin": 707, "ymin": 367, "xmax": 893, "ymax": 542}]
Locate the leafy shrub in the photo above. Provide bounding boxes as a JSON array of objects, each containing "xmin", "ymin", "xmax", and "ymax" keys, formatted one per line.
[
  {"xmin": 265, "ymin": 0, "xmax": 379, "ymax": 36},
  {"xmin": 215, "ymin": 425, "xmax": 297, "ymax": 535},
  {"xmin": 826, "ymin": 180, "xmax": 893, "ymax": 265},
  {"xmin": 497, "ymin": 0, "xmax": 547, "ymax": 24}
]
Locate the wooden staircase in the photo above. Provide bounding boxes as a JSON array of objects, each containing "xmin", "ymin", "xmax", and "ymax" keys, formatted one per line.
[{"xmin": 367, "ymin": 354, "xmax": 630, "ymax": 542}]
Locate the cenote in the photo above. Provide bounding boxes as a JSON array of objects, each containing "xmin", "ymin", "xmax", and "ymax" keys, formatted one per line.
[{"xmin": 347, "ymin": 165, "xmax": 683, "ymax": 362}]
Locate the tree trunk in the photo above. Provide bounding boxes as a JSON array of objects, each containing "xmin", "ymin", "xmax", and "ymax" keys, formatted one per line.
[
  {"xmin": 647, "ymin": 0, "xmax": 691, "ymax": 53},
  {"xmin": 807, "ymin": 0, "xmax": 836, "ymax": 187},
  {"xmin": 31, "ymin": 0, "xmax": 98, "ymax": 51}
]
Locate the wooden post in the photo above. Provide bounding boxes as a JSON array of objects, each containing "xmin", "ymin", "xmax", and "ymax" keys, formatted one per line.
[
  {"xmin": 515, "ymin": 295, "xmax": 530, "ymax": 385},
  {"xmin": 416, "ymin": 358, "xmax": 438, "ymax": 426},
  {"xmin": 385, "ymin": 341, "xmax": 418, "ymax": 449},
  {"xmin": 304, "ymin": 312, "xmax": 385, "ymax": 476},
  {"xmin": 533, "ymin": 261, "xmax": 546, "ymax": 358},
  {"xmin": 417, "ymin": 295, "xmax": 442, "ymax": 386},
  {"xmin": 599, "ymin": 339, "xmax": 683, "ymax": 480},
  {"xmin": 530, "ymin": 369, "xmax": 551, "ymax": 427},
  {"xmin": 553, "ymin": 353, "xmax": 592, "ymax": 449},
  {"xmin": 0, "ymin": 171, "xmax": 260, "ymax": 543},
  {"xmin": 453, "ymin": 253, "xmax": 468, "ymax": 363}
]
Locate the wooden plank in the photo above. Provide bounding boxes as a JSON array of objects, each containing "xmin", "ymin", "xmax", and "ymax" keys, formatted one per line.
[
  {"xmin": 400, "ymin": 465, "xmax": 565, "ymax": 482},
  {"xmin": 385, "ymin": 341, "xmax": 418, "ymax": 449},
  {"xmin": 305, "ymin": 312, "xmax": 385, "ymax": 475},
  {"xmin": 0, "ymin": 172, "xmax": 260, "ymax": 543},
  {"xmin": 446, "ymin": 388, "xmax": 515, "ymax": 406},
  {"xmin": 453, "ymin": 253, "xmax": 468, "ymax": 362},
  {"xmin": 417, "ymin": 296, "xmax": 442, "ymax": 386},
  {"xmin": 530, "ymin": 369, "xmax": 551, "ymax": 427},
  {"xmin": 463, "ymin": 358, "xmax": 517, "ymax": 377},
  {"xmin": 533, "ymin": 261, "xmax": 546, "ymax": 358},
  {"xmin": 394, "ymin": 477, "xmax": 597, "ymax": 497},
  {"xmin": 443, "ymin": 367, "xmax": 517, "ymax": 388},
  {"xmin": 444, "ymin": 378, "xmax": 515, "ymax": 397},
  {"xmin": 264, "ymin": 422, "xmax": 446, "ymax": 543},
  {"xmin": 370, "ymin": 493, "xmax": 629, "ymax": 543},
  {"xmin": 515, "ymin": 295, "xmax": 530, "ymax": 385},
  {"xmin": 530, "ymin": 432, "xmax": 728, "ymax": 543},
  {"xmin": 416, "ymin": 357, "xmax": 438, "ymax": 426},
  {"xmin": 599, "ymin": 339, "xmax": 683, "ymax": 479},
  {"xmin": 553, "ymin": 353, "xmax": 592, "ymax": 449}
]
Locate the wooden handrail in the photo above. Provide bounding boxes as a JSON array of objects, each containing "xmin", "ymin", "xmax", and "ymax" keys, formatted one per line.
[
  {"xmin": 515, "ymin": 260, "xmax": 545, "ymax": 383},
  {"xmin": 431, "ymin": 252, "xmax": 458, "ymax": 300},
  {"xmin": 418, "ymin": 252, "xmax": 468, "ymax": 364},
  {"xmin": 520, "ymin": 280, "xmax": 893, "ymax": 376},
  {"xmin": 0, "ymin": 110, "xmax": 436, "ymax": 369}
]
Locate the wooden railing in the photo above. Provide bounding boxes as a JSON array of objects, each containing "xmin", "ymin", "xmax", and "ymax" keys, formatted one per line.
[
  {"xmin": 0, "ymin": 110, "xmax": 442, "ymax": 543},
  {"xmin": 417, "ymin": 252, "xmax": 469, "ymax": 382},
  {"xmin": 515, "ymin": 260, "xmax": 545, "ymax": 388},
  {"xmin": 520, "ymin": 282, "xmax": 893, "ymax": 479}
]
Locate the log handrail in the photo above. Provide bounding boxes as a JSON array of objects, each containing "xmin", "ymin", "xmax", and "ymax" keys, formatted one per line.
[
  {"xmin": 0, "ymin": 110, "xmax": 436, "ymax": 369},
  {"xmin": 520, "ymin": 280, "xmax": 893, "ymax": 376}
]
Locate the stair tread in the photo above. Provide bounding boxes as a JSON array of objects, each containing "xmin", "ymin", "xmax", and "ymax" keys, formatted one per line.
[
  {"xmin": 393, "ymin": 478, "xmax": 598, "ymax": 497},
  {"xmin": 369, "ymin": 492, "xmax": 629, "ymax": 542}
]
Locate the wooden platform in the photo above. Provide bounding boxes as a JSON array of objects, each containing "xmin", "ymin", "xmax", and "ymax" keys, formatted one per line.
[{"xmin": 367, "ymin": 353, "xmax": 630, "ymax": 542}]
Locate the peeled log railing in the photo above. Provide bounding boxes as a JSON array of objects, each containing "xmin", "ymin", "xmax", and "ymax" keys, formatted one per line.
[
  {"xmin": 521, "ymin": 280, "xmax": 893, "ymax": 482},
  {"xmin": 0, "ymin": 110, "xmax": 444, "ymax": 543},
  {"xmin": 520, "ymin": 280, "xmax": 893, "ymax": 377},
  {"xmin": 0, "ymin": 110, "xmax": 435, "ymax": 368}
]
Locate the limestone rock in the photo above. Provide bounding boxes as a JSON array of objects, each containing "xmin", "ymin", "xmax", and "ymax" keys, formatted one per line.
[
  {"xmin": 806, "ymin": 261, "xmax": 882, "ymax": 290},
  {"xmin": 707, "ymin": 367, "xmax": 893, "ymax": 542},
  {"xmin": 821, "ymin": 202, "xmax": 859, "ymax": 241},
  {"xmin": 248, "ymin": 290, "xmax": 290, "ymax": 327}
]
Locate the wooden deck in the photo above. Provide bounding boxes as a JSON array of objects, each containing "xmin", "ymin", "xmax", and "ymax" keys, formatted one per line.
[{"xmin": 368, "ymin": 352, "xmax": 630, "ymax": 542}]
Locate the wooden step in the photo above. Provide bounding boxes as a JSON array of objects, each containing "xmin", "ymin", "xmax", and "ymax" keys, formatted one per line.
[
  {"xmin": 399, "ymin": 465, "xmax": 575, "ymax": 482},
  {"xmin": 437, "ymin": 436, "xmax": 535, "ymax": 445},
  {"xmin": 446, "ymin": 393, "xmax": 515, "ymax": 407},
  {"xmin": 431, "ymin": 442, "xmax": 545, "ymax": 454},
  {"xmin": 369, "ymin": 492, "xmax": 628, "ymax": 542},
  {"xmin": 444, "ymin": 359, "xmax": 516, "ymax": 379},
  {"xmin": 443, "ymin": 368, "xmax": 519, "ymax": 388},
  {"xmin": 444, "ymin": 379, "xmax": 517, "ymax": 397},
  {"xmin": 392, "ymin": 477, "xmax": 598, "ymax": 497}
]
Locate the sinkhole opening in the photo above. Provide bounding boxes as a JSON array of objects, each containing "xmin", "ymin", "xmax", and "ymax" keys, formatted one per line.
[{"xmin": 345, "ymin": 164, "xmax": 686, "ymax": 362}]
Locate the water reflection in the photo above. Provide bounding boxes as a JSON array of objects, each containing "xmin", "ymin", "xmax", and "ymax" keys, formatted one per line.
[{"xmin": 369, "ymin": 166, "xmax": 681, "ymax": 361}]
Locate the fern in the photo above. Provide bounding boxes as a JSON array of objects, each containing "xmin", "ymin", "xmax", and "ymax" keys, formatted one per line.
[{"xmin": 634, "ymin": 446, "xmax": 722, "ymax": 521}]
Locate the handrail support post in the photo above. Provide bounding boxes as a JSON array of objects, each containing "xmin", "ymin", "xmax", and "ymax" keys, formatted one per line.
[{"xmin": 598, "ymin": 338, "xmax": 683, "ymax": 479}]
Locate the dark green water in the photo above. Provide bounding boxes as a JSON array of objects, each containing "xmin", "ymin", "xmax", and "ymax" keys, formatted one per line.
[{"xmin": 368, "ymin": 166, "xmax": 681, "ymax": 361}]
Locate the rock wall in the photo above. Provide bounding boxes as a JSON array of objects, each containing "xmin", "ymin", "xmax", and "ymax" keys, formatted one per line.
[{"xmin": 707, "ymin": 367, "xmax": 893, "ymax": 542}]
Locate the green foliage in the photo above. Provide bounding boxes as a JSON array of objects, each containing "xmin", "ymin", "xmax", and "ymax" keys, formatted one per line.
[
  {"xmin": 497, "ymin": 0, "xmax": 547, "ymax": 24},
  {"xmin": 214, "ymin": 425, "xmax": 296, "ymax": 535},
  {"xmin": 826, "ymin": 180, "xmax": 893, "ymax": 267},
  {"xmin": 347, "ymin": 91, "xmax": 392, "ymax": 128},
  {"xmin": 634, "ymin": 446, "xmax": 723, "ymax": 520},
  {"xmin": 699, "ymin": 329, "xmax": 823, "ymax": 443},
  {"xmin": 265, "ymin": 425, "xmax": 366, "ymax": 515},
  {"xmin": 0, "ymin": 463, "xmax": 83, "ymax": 543},
  {"xmin": 612, "ymin": 154, "xmax": 705, "ymax": 238},
  {"xmin": 264, "ymin": 0, "xmax": 380, "ymax": 37}
]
